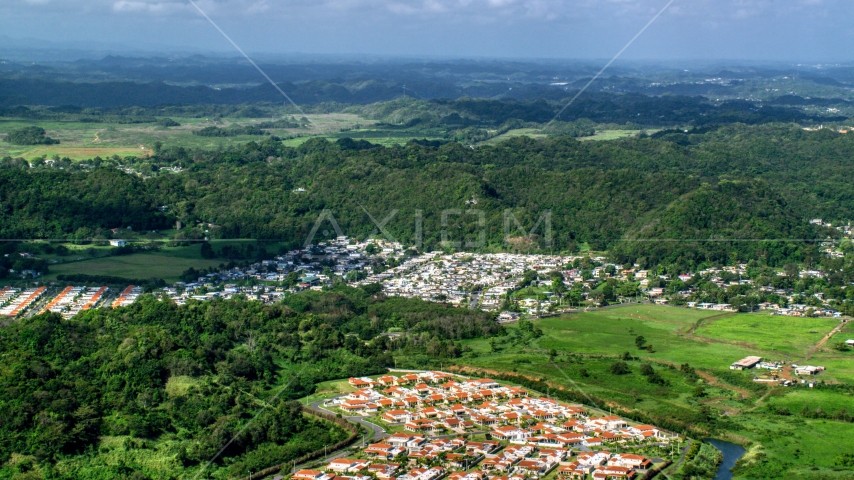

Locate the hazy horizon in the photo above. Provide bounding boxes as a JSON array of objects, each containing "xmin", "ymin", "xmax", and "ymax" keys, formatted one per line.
[{"xmin": 1, "ymin": 0, "xmax": 852, "ymax": 63}]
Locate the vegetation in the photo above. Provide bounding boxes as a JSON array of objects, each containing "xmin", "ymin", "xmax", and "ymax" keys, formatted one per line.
[
  {"xmin": 674, "ymin": 442, "xmax": 723, "ymax": 480},
  {"xmin": 3, "ymin": 58, "xmax": 854, "ymax": 479},
  {"xmin": 447, "ymin": 305, "xmax": 854, "ymax": 479},
  {"xmin": 0, "ymin": 287, "xmax": 498, "ymax": 478},
  {"xmin": 4, "ymin": 126, "xmax": 59, "ymax": 145},
  {"xmin": 193, "ymin": 125, "xmax": 269, "ymax": 137},
  {"xmin": 5, "ymin": 123, "xmax": 854, "ymax": 270}
]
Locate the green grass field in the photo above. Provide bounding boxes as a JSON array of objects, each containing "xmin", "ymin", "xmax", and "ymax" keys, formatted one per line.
[
  {"xmin": 297, "ymin": 379, "xmax": 357, "ymax": 405},
  {"xmin": 451, "ymin": 305, "xmax": 854, "ymax": 479},
  {"xmin": 479, "ymin": 128, "xmax": 548, "ymax": 145},
  {"xmin": 0, "ymin": 113, "xmax": 373, "ymax": 160},
  {"xmin": 45, "ymin": 244, "xmax": 225, "ymax": 282},
  {"xmin": 694, "ymin": 314, "xmax": 838, "ymax": 358},
  {"xmin": 578, "ymin": 129, "xmax": 645, "ymax": 141},
  {"xmin": 530, "ymin": 306, "xmax": 760, "ymax": 370},
  {"xmin": 0, "ymin": 115, "xmax": 657, "ymax": 160}
]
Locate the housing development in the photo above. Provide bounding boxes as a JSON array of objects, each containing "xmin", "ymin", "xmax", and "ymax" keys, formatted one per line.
[
  {"xmin": 0, "ymin": 284, "xmax": 136, "ymax": 319},
  {"xmin": 6, "ymin": 227, "xmax": 853, "ymax": 324},
  {"xmin": 300, "ymin": 372, "xmax": 675, "ymax": 480}
]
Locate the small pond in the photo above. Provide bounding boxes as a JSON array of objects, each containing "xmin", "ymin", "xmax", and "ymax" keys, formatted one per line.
[{"xmin": 706, "ymin": 439, "xmax": 746, "ymax": 480}]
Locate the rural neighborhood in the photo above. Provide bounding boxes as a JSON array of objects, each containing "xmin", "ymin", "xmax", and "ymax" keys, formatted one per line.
[{"xmin": 293, "ymin": 372, "xmax": 676, "ymax": 480}]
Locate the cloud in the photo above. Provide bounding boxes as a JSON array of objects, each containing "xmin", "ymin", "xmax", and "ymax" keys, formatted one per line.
[
  {"xmin": 112, "ymin": 1, "xmax": 184, "ymax": 14},
  {"xmin": 0, "ymin": 0, "xmax": 802, "ymax": 23},
  {"xmin": 2, "ymin": 0, "xmax": 853, "ymax": 60}
]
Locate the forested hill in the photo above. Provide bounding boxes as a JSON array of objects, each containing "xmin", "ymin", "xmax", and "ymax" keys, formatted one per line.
[
  {"xmin": 2, "ymin": 123, "xmax": 852, "ymax": 268},
  {"xmin": 0, "ymin": 287, "xmax": 497, "ymax": 478},
  {"xmin": 0, "ymin": 78, "xmax": 841, "ymax": 128}
]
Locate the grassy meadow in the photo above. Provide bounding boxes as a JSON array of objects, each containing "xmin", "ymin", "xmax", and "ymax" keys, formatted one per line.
[
  {"xmin": 478, "ymin": 128, "xmax": 549, "ymax": 145},
  {"xmin": 578, "ymin": 129, "xmax": 643, "ymax": 141},
  {"xmin": 42, "ymin": 243, "xmax": 228, "ymax": 283},
  {"xmin": 452, "ymin": 305, "xmax": 854, "ymax": 478},
  {"xmin": 0, "ymin": 114, "xmax": 373, "ymax": 160},
  {"xmin": 0, "ymin": 114, "xmax": 653, "ymax": 162}
]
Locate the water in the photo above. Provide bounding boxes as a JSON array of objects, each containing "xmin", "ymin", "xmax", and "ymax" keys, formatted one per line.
[{"xmin": 707, "ymin": 439, "xmax": 746, "ymax": 480}]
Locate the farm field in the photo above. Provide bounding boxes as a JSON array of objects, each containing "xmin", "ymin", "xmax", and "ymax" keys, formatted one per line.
[
  {"xmin": 693, "ymin": 314, "xmax": 839, "ymax": 358},
  {"xmin": 479, "ymin": 128, "xmax": 548, "ymax": 145},
  {"xmin": 0, "ymin": 113, "xmax": 374, "ymax": 160},
  {"xmin": 578, "ymin": 129, "xmax": 644, "ymax": 141},
  {"xmin": 1, "ymin": 116, "xmax": 661, "ymax": 161},
  {"xmin": 452, "ymin": 305, "xmax": 854, "ymax": 478},
  {"xmin": 528, "ymin": 306, "xmax": 758, "ymax": 370},
  {"xmin": 44, "ymin": 243, "xmax": 226, "ymax": 283}
]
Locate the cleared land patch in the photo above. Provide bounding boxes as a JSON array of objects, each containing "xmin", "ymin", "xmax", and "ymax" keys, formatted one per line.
[
  {"xmin": 45, "ymin": 244, "xmax": 225, "ymax": 283},
  {"xmin": 454, "ymin": 305, "xmax": 854, "ymax": 478}
]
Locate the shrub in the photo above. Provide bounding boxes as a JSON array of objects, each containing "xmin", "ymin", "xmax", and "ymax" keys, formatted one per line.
[{"xmin": 610, "ymin": 361, "xmax": 630, "ymax": 375}]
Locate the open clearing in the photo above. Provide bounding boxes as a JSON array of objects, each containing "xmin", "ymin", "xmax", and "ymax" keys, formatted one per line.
[
  {"xmin": 0, "ymin": 113, "xmax": 374, "ymax": 160},
  {"xmin": 454, "ymin": 304, "xmax": 854, "ymax": 478},
  {"xmin": 479, "ymin": 128, "xmax": 548, "ymax": 145},
  {"xmin": 578, "ymin": 129, "xmax": 663, "ymax": 141},
  {"xmin": 1, "ymin": 116, "xmax": 651, "ymax": 159},
  {"xmin": 694, "ymin": 314, "xmax": 839, "ymax": 357},
  {"xmin": 45, "ymin": 244, "xmax": 225, "ymax": 282}
]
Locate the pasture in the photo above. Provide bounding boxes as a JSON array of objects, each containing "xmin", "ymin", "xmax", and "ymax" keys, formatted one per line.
[
  {"xmin": 529, "ymin": 306, "xmax": 757, "ymax": 370},
  {"xmin": 578, "ymin": 129, "xmax": 645, "ymax": 141},
  {"xmin": 454, "ymin": 305, "xmax": 854, "ymax": 478},
  {"xmin": 478, "ymin": 128, "xmax": 548, "ymax": 145},
  {"xmin": 0, "ymin": 113, "xmax": 374, "ymax": 160},
  {"xmin": 45, "ymin": 243, "xmax": 225, "ymax": 283}
]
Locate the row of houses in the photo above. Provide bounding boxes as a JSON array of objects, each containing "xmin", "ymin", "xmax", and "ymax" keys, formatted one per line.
[
  {"xmin": 39, "ymin": 286, "xmax": 110, "ymax": 319},
  {"xmin": 0, "ymin": 286, "xmax": 46, "ymax": 317},
  {"xmin": 113, "ymin": 285, "xmax": 141, "ymax": 308},
  {"xmin": 159, "ymin": 236, "xmax": 394, "ymax": 304},
  {"xmin": 557, "ymin": 451, "xmax": 652, "ymax": 479}
]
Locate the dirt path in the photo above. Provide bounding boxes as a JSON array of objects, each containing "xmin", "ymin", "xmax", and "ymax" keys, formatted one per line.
[
  {"xmin": 747, "ymin": 388, "xmax": 778, "ymax": 412},
  {"xmin": 684, "ymin": 312, "xmax": 737, "ymax": 335},
  {"xmin": 695, "ymin": 370, "xmax": 753, "ymax": 399},
  {"xmin": 803, "ymin": 320, "xmax": 846, "ymax": 361}
]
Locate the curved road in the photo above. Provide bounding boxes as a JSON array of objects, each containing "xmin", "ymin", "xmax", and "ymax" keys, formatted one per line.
[{"xmin": 307, "ymin": 399, "xmax": 389, "ymax": 444}]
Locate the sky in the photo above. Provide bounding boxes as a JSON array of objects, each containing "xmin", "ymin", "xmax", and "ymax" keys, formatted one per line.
[{"xmin": 1, "ymin": 0, "xmax": 852, "ymax": 61}]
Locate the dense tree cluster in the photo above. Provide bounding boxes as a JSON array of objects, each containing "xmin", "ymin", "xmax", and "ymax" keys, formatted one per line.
[
  {"xmin": 0, "ymin": 287, "xmax": 498, "ymax": 477},
  {"xmin": 193, "ymin": 125, "xmax": 269, "ymax": 137},
  {"xmin": 3, "ymin": 123, "xmax": 854, "ymax": 269},
  {"xmin": 0, "ymin": 168, "xmax": 170, "ymax": 238},
  {"xmin": 3, "ymin": 126, "xmax": 59, "ymax": 145}
]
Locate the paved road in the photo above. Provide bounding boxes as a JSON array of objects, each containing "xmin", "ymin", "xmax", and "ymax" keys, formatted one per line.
[
  {"xmin": 248, "ymin": 400, "xmax": 384, "ymax": 480},
  {"xmin": 307, "ymin": 399, "xmax": 389, "ymax": 443},
  {"xmin": 469, "ymin": 290, "xmax": 481, "ymax": 310},
  {"xmin": 21, "ymin": 287, "xmax": 56, "ymax": 319},
  {"xmin": 666, "ymin": 438, "xmax": 693, "ymax": 475}
]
